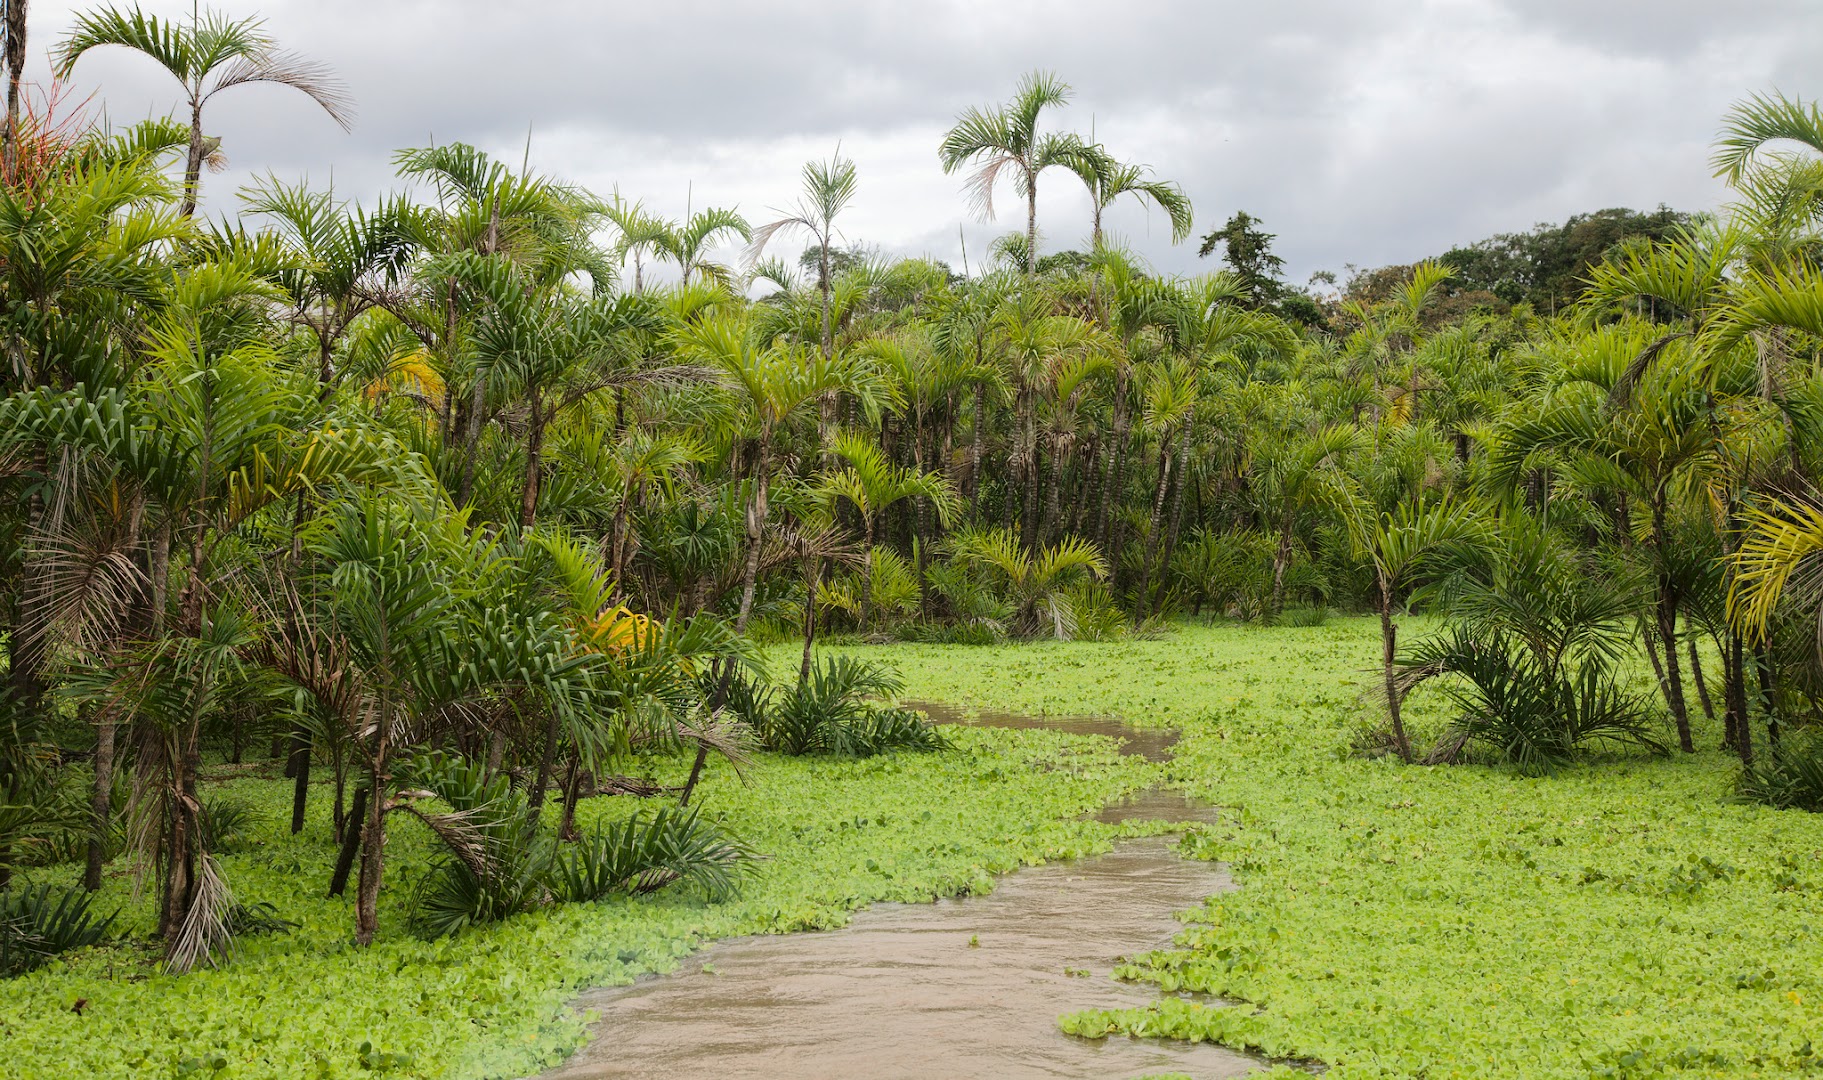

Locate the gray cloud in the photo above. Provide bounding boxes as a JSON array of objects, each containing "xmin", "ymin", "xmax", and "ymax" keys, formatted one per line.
[{"xmin": 22, "ymin": 0, "xmax": 1823, "ymax": 285}]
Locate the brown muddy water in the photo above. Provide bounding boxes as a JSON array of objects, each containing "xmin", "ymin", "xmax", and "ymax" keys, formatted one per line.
[{"xmin": 539, "ymin": 704, "xmax": 1256, "ymax": 1080}]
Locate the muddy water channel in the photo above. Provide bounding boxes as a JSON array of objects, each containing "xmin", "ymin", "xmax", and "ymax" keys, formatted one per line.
[{"xmin": 542, "ymin": 703, "xmax": 1255, "ymax": 1080}]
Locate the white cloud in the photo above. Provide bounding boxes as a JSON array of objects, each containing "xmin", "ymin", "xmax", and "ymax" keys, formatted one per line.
[{"xmin": 19, "ymin": 0, "xmax": 1820, "ymax": 283}]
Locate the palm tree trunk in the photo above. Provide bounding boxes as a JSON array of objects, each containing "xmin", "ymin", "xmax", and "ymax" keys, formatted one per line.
[
  {"xmin": 327, "ymin": 784, "xmax": 367, "ymax": 898},
  {"xmin": 1651, "ymin": 501, "xmax": 1693, "ymax": 753},
  {"xmin": 1153, "ymin": 421, "xmax": 1194, "ymax": 611},
  {"xmin": 1727, "ymin": 630, "xmax": 1752, "ymax": 765},
  {"xmin": 799, "ymin": 553, "xmax": 820, "ymax": 688},
  {"xmin": 1379, "ymin": 587, "xmax": 1412, "ymax": 762},
  {"xmin": 966, "ymin": 385, "xmax": 986, "ymax": 514},
  {"xmin": 1041, "ymin": 432, "xmax": 1065, "ymax": 550},
  {"xmin": 1686, "ymin": 636, "xmax": 1715, "ymax": 724},
  {"xmin": 735, "ymin": 438, "xmax": 773, "ymax": 632},
  {"xmin": 180, "ymin": 97, "xmax": 204, "ymax": 219},
  {"xmin": 1, "ymin": 0, "xmax": 26, "ymax": 181},
  {"xmin": 84, "ymin": 710, "xmax": 114, "ymax": 892},
  {"xmin": 457, "ymin": 377, "xmax": 487, "ymax": 506},
  {"xmin": 287, "ymin": 726, "xmax": 311, "ymax": 834},
  {"xmin": 1025, "ymin": 180, "xmax": 1039, "ymax": 276},
  {"xmin": 518, "ymin": 393, "xmax": 545, "ymax": 527},
  {"xmin": 1099, "ymin": 366, "xmax": 1132, "ymax": 551},
  {"xmin": 1142, "ymin": 430, "xmax": 1173, "ymax": 599},
  {"xmin": 1270, "ymin": 515, "xmax": 1295, "ymax": 618},
  {"xmin": 353, "ymin": 756, "xmax": 386, "ymax": 946},
  {"xmin": 858, "ymin": 518, "xmax": 875, "ymax": 633}
]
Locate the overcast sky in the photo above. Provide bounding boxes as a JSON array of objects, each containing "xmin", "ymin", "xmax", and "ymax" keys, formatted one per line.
[{"xmin": 20, "ymin": 0, "xmax": 1823, "ymax": 287}]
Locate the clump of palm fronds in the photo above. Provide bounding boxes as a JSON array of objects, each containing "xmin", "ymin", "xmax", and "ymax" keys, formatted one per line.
[
  {"xmin": 739, "ymin": 657, "xmax": 951, "ymax": 757},
  {"xmin": 1397, "ymin": 627, "xmax": 1665, "ymax": 774},
  {"xmin": 400, "ymin": 752, "xmax": 552, "ymax": 939},
  {"xmin": 401, "ymin": 751, "xmax": 757, "ymax": 937},
  {"xmin": 0, "ymin": 884, "xmax": 115, "ymax": 977},
  {"xmin": 1737, "ymin": 731, "xmax": 1823, "ymax": 811},
  {"xmin": 198, "ymin": 796, "xmax": 261, "ymax": 854},
  {"xmin": 932, "ymin": 527, "xmax": 1112, "ymax": 640},
  {"xmin": 550, "ymin": 806, "xmax": 753, "ymax": 904}
]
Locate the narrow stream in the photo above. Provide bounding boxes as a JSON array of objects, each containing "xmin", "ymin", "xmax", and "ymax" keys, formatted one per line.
[{"xmin": 541, "ymin": 703, "xmax": 1255, "ymax": 1080}]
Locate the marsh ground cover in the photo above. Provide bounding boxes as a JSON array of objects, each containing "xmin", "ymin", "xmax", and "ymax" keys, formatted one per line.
[
  {"xmin": 0, "ymin": 725, "xmax": 1152, "ymax": 1079},
  {"xmin": 5, "ymin": 616, "xmax": 1818, "ymax": 1079},
  {"xmin": 851, "ymin": 619, "xmax": 1823, "ymax": 1079}
]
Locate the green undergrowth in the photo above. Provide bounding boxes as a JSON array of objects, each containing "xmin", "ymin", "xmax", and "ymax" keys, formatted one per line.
[
  {"xmin": 0, "ymin": 726, "xmax": 1153, "ymax": 1079},
  {"xmin": 828, "ymin": 618, "xmax": 1823, "ymax": 1080}
]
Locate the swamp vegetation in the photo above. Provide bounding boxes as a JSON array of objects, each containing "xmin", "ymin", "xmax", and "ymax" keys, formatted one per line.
[{"xmin": 3, "ymin": 1, "xmax": 1823, "ymax": 1076}]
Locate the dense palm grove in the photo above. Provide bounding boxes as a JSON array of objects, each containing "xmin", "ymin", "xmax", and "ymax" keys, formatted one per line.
[{"xmin": 7, "ymin": 0, "xmax": 1823, "ymax": 1012}]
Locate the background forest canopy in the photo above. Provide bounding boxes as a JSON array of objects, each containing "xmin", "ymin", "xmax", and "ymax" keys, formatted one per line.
[{"xmin": 9, "ymin": 0, "xmax": 1823, "ymax": 1029}]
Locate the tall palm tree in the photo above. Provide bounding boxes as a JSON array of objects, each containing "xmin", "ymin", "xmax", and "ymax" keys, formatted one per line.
[
  {"xmin": 54, "ymin": 4, "xmax": 354, "ymax": 218},
  {"xmin": 670, "ymin": 313, "xmax": 891, "ymax": 631},
  {"xmin": 1068, "ymin": 144, "xmax": 1194, "ymax": 249},
  {"xmin": 1344, "ymin": 494, "xmax": 1485, "ymax": 762},
  {"xmin": 746, "ymin": 152, "xmax": 858, "ymax": 360},
  {"xmin": 939, "ymin": 70, "xmax": 1090, "ymax": 276}
]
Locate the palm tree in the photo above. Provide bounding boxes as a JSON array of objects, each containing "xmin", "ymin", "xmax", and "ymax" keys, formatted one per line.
[
  {"xmin": 816, "ymin": 430, "xmax": 958, "ymax": 631},
  {"xmin": 54, "ymin": 4, "xmax": 354, "ymax": 218},
  {"xmin": 669, "ymin": 313, "xmax": 891, "ymax": 631},
  {"xmin": 747, "ymin": 153, "xmax": 858, "ymax": 360},
  {"xmin": 939, "ymin": 70, "xmax": 1090, "ymax": 276},
  {"xmin": 657, "ymin": 207, "xmax": 751, "ymax": 288},
  {"xmin": 1255, "ymin": 425, "xmax": 1365, "ymax": 617},
  {"xmin": 1491, "ymin": 327, "xmax": 1729, "ymax": 753},
  {"xmin": 1712, "ymin": 91, "xmax": 1823, "ymax": 186},
  {"xmin": 1068, "ymin": 143, "xmax": 1194, "ymax": 249},
  {"xmin": 943, "ymin": 526, "xmax": 1106, "ymax": 639},
  {"xmin": 1344, "ymin": 494, "xmax": 1484, "ymax": 762}
]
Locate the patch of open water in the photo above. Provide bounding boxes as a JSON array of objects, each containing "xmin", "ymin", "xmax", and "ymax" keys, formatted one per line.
[{"xmin": 539, "ymin": 703, "xmax": 1255, "ymax": 1079}]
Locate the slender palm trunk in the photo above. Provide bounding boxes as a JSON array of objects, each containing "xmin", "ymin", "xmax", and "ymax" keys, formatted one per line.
[
  {"xmin": 354, "ymin": 754, "xmax": 385, "ymax": 945},
  {"xmin": 518, "ymin": 392, "xmax": 545, "ymax": 527},
  {"xmin": 1727, "ymin": 631, "xmax": 1751, "ymax": 765},
  {"xmin": 1652, "ymin": 501, "xmax": 1693, "ymax": 753},
  {"xmin": 327, "ymin": 784, "xmax": 367, "ymax": 898},
  {"xmin": 1041, "ymin": 431, "xmax": 1065, "ymax": 550},
  {"xmin": 84, "ymin": 712, "xmax": 114, "ymax": 892},
  {"xmin": 858, "ymin": 517, "xmax": 876, "ymax": 633},
  {"xmin": 1098, "ymin": 365, "xmax": 1132, "ymax": 551},
  {"xmin": 457, "ymin": 377, "xmax": 488, "ymax": 506},
  {"xmin": 1686, "ymin": 636, "xmax": 1715, "ymax": 724},
  {"xmin": 1142, "ymin": 429, "xmax": 1173, "ymax": 599},
  {"xmin": 1379, "ymin": 587, "xmax": 1412, "ymax": 763},
  {"xmin": 1153, "ymin": 421, "xmax": 1194, "ymax": 611},
  {"xmin": 799, "ymin": 553, "xmax": 820, "ymax": 688},
  {"xmin": 734, "ymin": 438, "xmax": 772, "ymax": 632},
  {"xmin": 180, "ymin": 95, "xmax": 205, "ymax": 219},
  {"xmin": 966, "ymin": 386, "xmax": 986, "ymax": 514},
  {"xmin": 1269, "ymin": 514, "xmax": 1295, "ymax": 618},
  {"xmin": 1, "ymin": 0, "xmax": 26, "ymax": 181},
  {"xmin": 1025, "ymin": 180, "xmax": 1039, "ymax": 276}
]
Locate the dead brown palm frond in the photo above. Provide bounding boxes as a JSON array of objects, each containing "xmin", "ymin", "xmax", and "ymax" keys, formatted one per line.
[
  {"xmin": 386, "ymin": 802, "xmax": 493, "ymax": 881},
  {"xmin": 674, "ymin": 706, "xmax": 752, "ymax": 785},
  {"xmin": 165, "ymin": 851, "xmax": 233, "ymax": 974},
  {"xmin": 22, "ymin": 498, "xmax": 148, "ymax": 661},
  {"xmin": 209, "ymin": 52, "xmax": 354, "ymax": 131},
  {"xmin": 964, "ymin": 154, "xmax": 1015, "ymax": 221}
]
